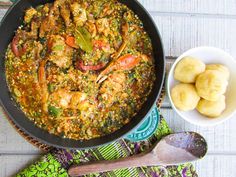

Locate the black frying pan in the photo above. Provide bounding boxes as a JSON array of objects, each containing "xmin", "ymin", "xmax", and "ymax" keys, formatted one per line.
[{"xmin": 0, "ymin": 0, "xmax": 165, "ymax": 149}]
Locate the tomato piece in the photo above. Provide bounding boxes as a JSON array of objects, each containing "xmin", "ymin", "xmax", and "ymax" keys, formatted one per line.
[{"xmin": 65, "ymin": 36, "xmax": 79, "ymax": 48}]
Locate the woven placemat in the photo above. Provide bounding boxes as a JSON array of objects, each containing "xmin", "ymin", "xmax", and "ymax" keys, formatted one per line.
[{"xmin": 4, "ymin": 87, "xmax": 166, "ymax": 152}]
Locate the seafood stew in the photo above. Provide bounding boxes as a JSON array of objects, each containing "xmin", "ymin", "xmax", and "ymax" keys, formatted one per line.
[{"xmin": 5, "ymin": 0, "xmax": 156, "ymax": 140}]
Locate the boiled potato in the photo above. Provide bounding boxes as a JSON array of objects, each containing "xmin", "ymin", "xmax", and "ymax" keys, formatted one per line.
[
  {"xmin": 196, "ymin": 70, "xmax": 228, "ymax": 101},
  {"xmin": 171, "ymin": 83, "xmax": 200, "ymax": 111},
  {"xmin": 206, "ymin": 64, "xmax": 230, "ymax": 80},
  {"xmin": 197, "ymin": 95, "xmax": 226, "ymax": 117},
  {"xmin": 174, "ymin": 56, "xmax": 206, "ymax": 83}
]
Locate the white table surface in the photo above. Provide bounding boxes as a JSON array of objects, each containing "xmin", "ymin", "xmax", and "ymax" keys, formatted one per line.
[{"xmin": 1, "ymin": 0, "xmax": 236, "ymax": 176}]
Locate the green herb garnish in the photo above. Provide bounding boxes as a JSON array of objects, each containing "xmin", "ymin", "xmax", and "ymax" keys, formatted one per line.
[
  {"xmin": 52, "ymin": 45, "xmax": 64, "ymax": 51},
  {"xmin": 14, "ymin": 88, "xmax": 21, "ymax": 97},
  {"xmin": 48, "ymin": 105, "xmax": 62, "ymax": 118},
  {"xmin": 48, "ymin": 84, "xmax": 54, "ymax": 93}
]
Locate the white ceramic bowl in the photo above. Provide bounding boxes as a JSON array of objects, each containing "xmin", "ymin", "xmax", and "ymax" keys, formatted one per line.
[{"xmin": 167, "ymin": 46, "xmax": 236, "ymax": 126}]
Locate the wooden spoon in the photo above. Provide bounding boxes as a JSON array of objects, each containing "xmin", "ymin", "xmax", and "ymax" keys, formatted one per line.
[{"xmin": 68, "ymin": 132, "xmax": 207, "ymax": 176}]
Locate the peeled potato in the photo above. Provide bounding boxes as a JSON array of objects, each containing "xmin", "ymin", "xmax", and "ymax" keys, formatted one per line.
[
  {"xmin": 171, "ymin": 83, "xmax": 200, "ymax": 111},
  {"xmin": 206, "ymin": 64, "xmax": 230, "ymax": 80},
  {"xmin": 196, "ymin": 70, "xmax": 228, "ymax": 101},
  {"xmin": 197, "ymin": 95, "xmax": 226, "ymax": 117},
  {"xmin": 174, "ymin": 56, "xmax": 206, "ymax": 83}
]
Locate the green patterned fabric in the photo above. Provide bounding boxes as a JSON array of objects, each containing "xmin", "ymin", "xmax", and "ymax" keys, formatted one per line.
[
  {"xmin": 16, "ymin": 115, "xmax": 198, "ymax": 177},
  {"xmin": 16, "ymin": 154, "xmax": 68, "ymax": 177}
]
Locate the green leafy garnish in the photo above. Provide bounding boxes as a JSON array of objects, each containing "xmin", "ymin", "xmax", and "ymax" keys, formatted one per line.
[
  {"xmin": 33, "ymin": 111, "xmax": 42, "ymax": 117},
  {"xmin": 52, "ymin": 45, "xmax": 64, "ymax": 51},
  {"xmin": 48, "ymin": 84, "xmax": 54, "ymax": 93},
  {"xmin": 75, "ymin": 27, "xmax": 93, "ymax": 53},
  {"xmin": 48, "ymin": 105, "xmax": 62, "ymax": 118}
]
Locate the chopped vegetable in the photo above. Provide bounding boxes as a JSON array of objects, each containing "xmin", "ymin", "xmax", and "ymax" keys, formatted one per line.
[
  {"xmin": 65, "ymin": 36, "xmax": 79, "ymax": 48},
  {"xmin": 52, "ymin": 45, "xmax": 64, "ymax": 51},
  {"xmin": 48, "ymin": 84, "xmax": 54, "ymax": 93},
  {"xmin": 14, "ymin": 88, "xmax": 21, "ymax": 97},
  {"xmin": 48, "ymin": 105, "xmax": 62, "ymax": 117}
]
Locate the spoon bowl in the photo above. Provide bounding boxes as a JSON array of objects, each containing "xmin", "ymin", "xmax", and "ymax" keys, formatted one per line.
[
  {"xmin": 68, "ymin": 132, "xmax": 207, "ymax": 176},
  {"xmin": 153, "ymin": 132, "xmax": 207, "ymax": 165}
]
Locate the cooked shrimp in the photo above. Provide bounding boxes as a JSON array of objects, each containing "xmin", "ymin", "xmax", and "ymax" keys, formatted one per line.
[
  {"xmin": 99, "ymin": 72, "xmax": 127, "ymax": 106},
  {"xmin": 50, "ymin": 89, "xmax": 73, "ymax": 108},
  {"xmin": 49, "ymin": 89, "xmax": 91, "ymax": 111}
]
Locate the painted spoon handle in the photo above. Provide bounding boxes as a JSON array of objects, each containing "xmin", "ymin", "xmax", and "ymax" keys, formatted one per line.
[{"xmin": 68, "ymin": 152, "xmax": 155, "ymax": 176}]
